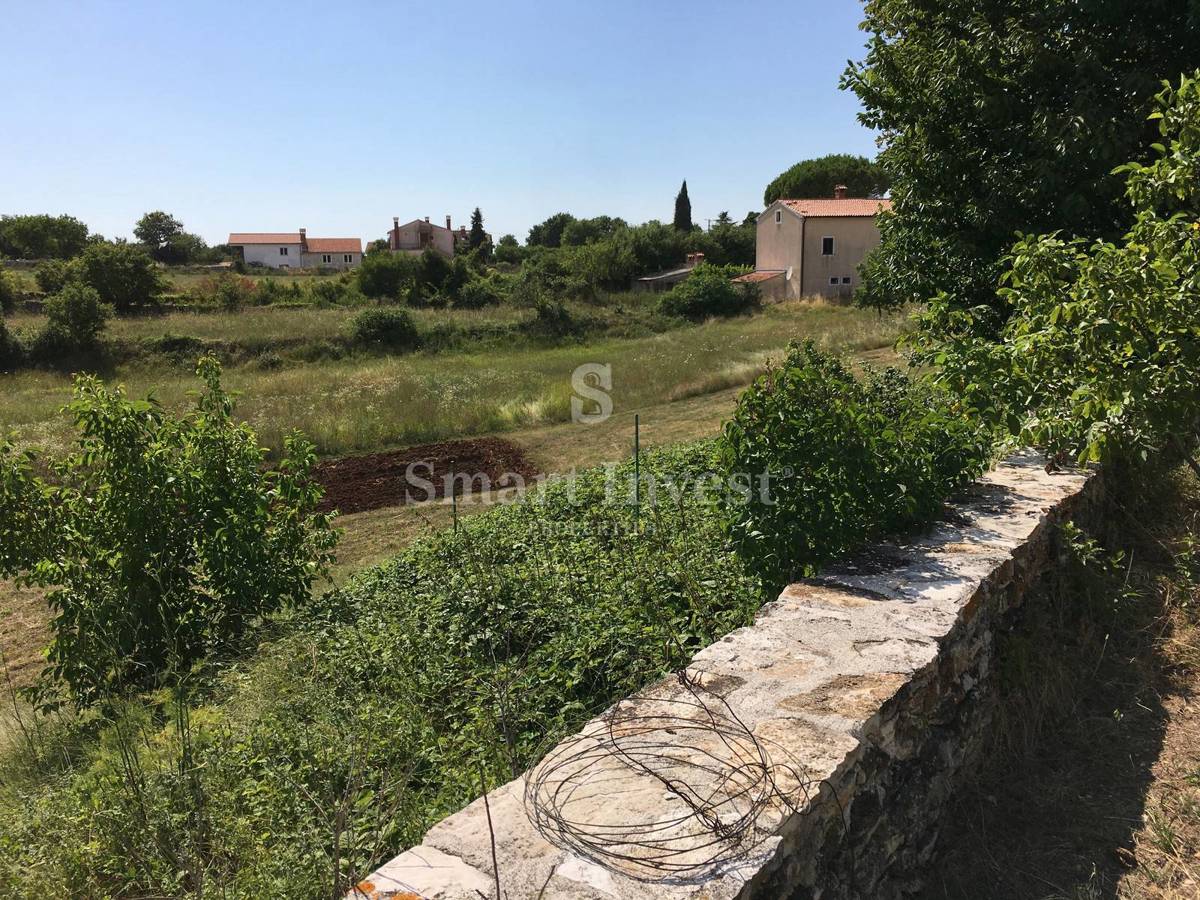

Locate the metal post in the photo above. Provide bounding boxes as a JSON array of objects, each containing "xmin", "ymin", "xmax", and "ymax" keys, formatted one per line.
[{"xmin": 634, "ymin": 413, "xmax": 640, "ymax": 533}]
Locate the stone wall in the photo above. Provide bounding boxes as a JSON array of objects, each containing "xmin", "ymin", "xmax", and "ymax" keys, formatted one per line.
[{"xmin": 352, "ymin": 453, "xmax": 1098, "ymax": 900}]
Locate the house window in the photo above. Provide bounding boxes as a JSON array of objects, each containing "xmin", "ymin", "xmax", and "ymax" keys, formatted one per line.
[
  {"xmin": 279, "ymin": 247, "xmax": 288, "ymax": 256},
  {"xmin": 322, "ymin": 254, "xmax": 332, "ymax": 264},
  {"xmin": 774, "ymin": 210, "xmax": 782, "ymax": 224},
  {"xmin": 343, "ymin": 254, "xmax": 353, "ymax": 263},
  {"xmin": 842, "ymin": 276, "xmax": 851, "ymax": 284},
  {"xmin": 822, "ymin": 237, "xmax": 835, "ymax": 256},
  {"xmin": 829, "ymin": 277, "xmax": 840, "ymax": 286}
]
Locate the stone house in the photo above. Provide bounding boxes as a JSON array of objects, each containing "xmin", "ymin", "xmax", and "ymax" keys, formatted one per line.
[
  {"xmin": 733, "ymin": 186, "xmax": 892, "ymax": 301},
  {"xmin": 387, "ymin": 216, "xmax": 472, "ymax": 258},
  {"xmin": 227, "ymin": 230, "xmax": 363, "ymax": 270}
]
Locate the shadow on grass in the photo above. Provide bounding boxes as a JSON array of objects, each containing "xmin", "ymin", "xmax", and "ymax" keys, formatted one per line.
[{"xmin": 919, "ymin": 464, "xmax": 1197, "ymax": 900}]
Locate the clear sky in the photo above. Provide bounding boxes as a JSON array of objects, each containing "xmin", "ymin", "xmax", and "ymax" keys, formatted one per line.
[{"xmin": 0, "ymin": 1, "xmax": 877, "ymax": 246}]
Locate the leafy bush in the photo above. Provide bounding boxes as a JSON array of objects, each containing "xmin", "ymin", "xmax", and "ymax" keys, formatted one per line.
[
  {"xmin": 660, "ymin": 263, "xmax": 759, "ymax": 319},
  {"xmin": 454, "ymin": 277, "xmax": 503, "ymax": 308},
  {"xmin": 0, "ymin": 357, "xmax": 338, "ymax": 708},
  {"xmin": 348, "ymin": 306, "xmax": 421, "ymax": 350},
  {"xmin": 42, "ymin": 282, "xmax": 112, "ymax": 350},
  {"xmin": 356, "ymin": 251, "xmax": 415, "ymax": 299},
  {"xmin": 33, "ymin": 258, "xmax": 73, "ymax": 294},
  {"xmin": 717, "ymin": 341, "xmax": 992, "ymax": 588},
  {"xmin": 309, "ymin": 276, "xmax": 365, "ymax": 307},
  {"xmin": 916, "ymin": 71, "xmax": 1200, "ymax": 468},
  {"xmin": 0, "ymin": 267, "xmax": 18, "ymax": 313},
  {"xmin": 77, "ymin": 241, "xmax": 164, "ymax": 312},
  {"xmin": 0, "ymin": 213, "xmax": 89, "ymax": 259},
  {"xmin": 0, "ymin": 318, "xmax": 23, "ymax": 370}
]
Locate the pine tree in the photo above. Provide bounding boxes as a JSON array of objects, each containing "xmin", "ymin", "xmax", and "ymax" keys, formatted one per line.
[
  {"xmin": 469, "ymin": 207, "xmax": 486, "ymax": 250},
  {"xmin": 673, "ymin": 181, "xmax": 693, "ymax": 232}
]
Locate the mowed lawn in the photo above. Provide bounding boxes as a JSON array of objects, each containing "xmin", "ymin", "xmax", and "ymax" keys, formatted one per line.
[{"xmin": 0, "ymin": 299, "xmax": 908, "ymax": 458}]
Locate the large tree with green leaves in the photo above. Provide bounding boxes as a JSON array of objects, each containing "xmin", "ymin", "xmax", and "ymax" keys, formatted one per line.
[
  {"xmin": 843, "ymin": 0, "xmax": 1200, "ymax": 319},
  {"xmin": 763, "ymin": 154, "xmax": 889, "ymax": 205},
  {"xmin": 918, "ymin": 72, "xmax": 1200, "ymax": 470},
  {"xmin": 673, "ymin": 180, "xmax": 693, "ymax": 232},
  {"xmin": 0, "ymin": 214, "xmax": 89, "ymax": 259}
]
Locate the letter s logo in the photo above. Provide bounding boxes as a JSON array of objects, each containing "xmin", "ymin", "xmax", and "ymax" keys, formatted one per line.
[{"xmin": 571, "ymin": 363, "xmax": 613, "ymax": 424}]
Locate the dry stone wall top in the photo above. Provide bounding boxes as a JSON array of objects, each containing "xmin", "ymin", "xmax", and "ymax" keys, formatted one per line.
[{"xmin": 352, "ymin": 452, "xmax": 1096, "ymax": 900}]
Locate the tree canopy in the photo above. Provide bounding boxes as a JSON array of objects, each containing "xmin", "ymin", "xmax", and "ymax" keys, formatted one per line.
[
  {"xmin": 0, "ymin": 214, "xmax": 89, "ymax": 259},
  {"xmin": 762, "ymin": 154, "xmax": 889, "ymax": 205},
  {"xmin": 468, "ymin": 207, "xmax": 487, "ymax": 250},
  {"xmin": 843, "ymin": 0, "xmax": 1200, "ymax": 317}
]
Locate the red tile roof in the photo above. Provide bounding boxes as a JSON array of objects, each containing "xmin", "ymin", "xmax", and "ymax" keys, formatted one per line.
[
  {"xmin": 731, "ymin": 270, "xmax": 785, "ymax": 283},
  {"xmin": 305, "ymin": 237, "xmax": 362, "ymax": 253},
  {"xmin": 228, "ymin": 232, "xmax": 301, "ymax": 245},
  {"xmin": 779, "ymin": 198, "xmax": 892, "ymax": 217}
]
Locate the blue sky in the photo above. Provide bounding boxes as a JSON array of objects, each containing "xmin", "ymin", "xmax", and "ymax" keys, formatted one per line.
[{"xmin": 0, "ymin": 1, "xmax": 877, "ymax": 246}]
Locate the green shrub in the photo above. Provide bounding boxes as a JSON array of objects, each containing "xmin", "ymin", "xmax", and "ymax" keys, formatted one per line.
[
  {"xmin": 356, "ymin": 251, "xmax": 415, "ymax": 299},
  {"xmin": 0, "ymin": 267, "xmax": 18, "ymax": 313},
  {"xmin": 33, "ymin": 258, "xmax": 74, "ymax": 294},
  {"xmin": 0, "ymin": 318, "xmax": 23, "ymax": 370},
  {"xmin": 348, "ymin": 306, "xmax": 420, "ymax": 350},
  {"xmin": 77, "ymin": 241, "xmax": 164, "ymax": 312},
  {"xmin": 454, "ymin": 277, "xmax": 503, "ymax": 309},
  {"xmin": 309, "ymin": 277, "xmax": 365, "ymax": 307},
  {"xmin": 0, "ymin": 357, "xmax": 339, "ymax": 709},
  {"xmin": 717, "ymin": 341, "xmax": 992, "ymax": 588},
  {"xmin": 660, "ymin": 263, "xmax": 759, "ymax": 318},
  {"xmin": 915, "ymin": 71, "xmax": 1200, "ymax": 469},
  {"xmin": 42, "ymin": 282, "xmax": 112, "ymax": 350}
]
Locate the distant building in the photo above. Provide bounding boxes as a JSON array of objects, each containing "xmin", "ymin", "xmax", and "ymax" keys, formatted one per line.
[
  {"xmin": 733, "ymin": 186, "xmax": 892, "ymax": 301},
  {"xmin": 387, "ymin": 216, "xmax": 471, "ymax": 258},
  {"xmin": 227, "ymin": 229, "xmax": 363, "ymax": 270},
  {"xmin": 633, "ymin": 252, "xmax": 706, "ymax": 293}
]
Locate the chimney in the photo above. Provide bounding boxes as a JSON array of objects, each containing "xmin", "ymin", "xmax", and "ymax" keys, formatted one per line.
[
  {"xmin": 390, "ymin": 217, "xmax": 399, "ymax": 250},
  {"xmin": 299, "ymin": 227, "xmax": 308, "ymax": 251},
  {"xmin": 446, "ymin": 215, "xmax": 452, "ymax": 230},
  {"xmin": 833, "ymin": 184, "xmax": 848, "ymax": 200},
  {"xmin": 424, "ymin": 216, "xmax": 430, "ymax": 223}
]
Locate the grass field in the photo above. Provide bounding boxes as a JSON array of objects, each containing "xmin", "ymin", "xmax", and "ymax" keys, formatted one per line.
[{"xmin": 0, "ymin": 299, "xmax": 907, "ymax": 458}]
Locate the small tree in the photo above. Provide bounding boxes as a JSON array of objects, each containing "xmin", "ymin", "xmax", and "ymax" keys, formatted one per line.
[
  {"xmin": 43, "ymin": 282, "xmax": 112, "ymax": 349},
  {"xmin": 0, "ymin": 357, "xmax": 339, "ymax": 709},
  {"xmin": 659, "ymin": 263, "xmax": 758, "ymax": 319},
  {"xmin": 77, "ymin": 241, "xmax": 164, "ymax": 312},
  {"xmin": 673, "ymin": 180, "xmax": 693, "ymax": 232},
  {"xmin": 134, "ymin": 210, "xmax": 184, "ymax": 256}
]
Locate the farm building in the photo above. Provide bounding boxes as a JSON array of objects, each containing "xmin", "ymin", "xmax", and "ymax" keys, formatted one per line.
[
  {"xmin": 227, "ymin": 230, "xmax": 363, "ymax": 270},
  {"xmin": 733, "ymin": 186, "xmax": 891, "ymax": 301},
  {"xmin": 633, "ymin": 252, "xmax": 706, "ymax": 293}
]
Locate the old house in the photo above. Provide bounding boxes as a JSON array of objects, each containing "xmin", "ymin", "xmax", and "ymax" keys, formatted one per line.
[
  {"xmin": 227, "ymin": 229, "xmax": 363, "ymax": 270},
  {"xmin": 387, "ymin": 216, "xmax": 470, "ymax": 258},
  {"xmin": 633, "ymin": 252, "xmax": 706, "ymax": 293},
  {"xmin": 733, "ymin": 186, "xmax": 892, "ymax": 301}
]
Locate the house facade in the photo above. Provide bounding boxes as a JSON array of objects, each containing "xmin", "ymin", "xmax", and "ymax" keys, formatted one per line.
[
  {"xmin": 387, "ymin": 216, "xmax": 470, "ymax": 258},
  {"xmin": 733, "ymin": 187, "xmax": 892, "ymax": 302},
  {"xmin": 227, "ymin": 229, "xmax": 363, "ymax": 270}
]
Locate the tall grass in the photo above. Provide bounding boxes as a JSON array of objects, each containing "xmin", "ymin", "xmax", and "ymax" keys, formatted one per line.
[{"xmin": 0, "ymin": 300, "xmax": 908, "ymax": 457}]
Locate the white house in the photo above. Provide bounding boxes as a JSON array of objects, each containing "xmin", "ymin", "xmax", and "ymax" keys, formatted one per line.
[{"xmin": 227, "ymin": 229, "xmax": 363, "ymax": 270}]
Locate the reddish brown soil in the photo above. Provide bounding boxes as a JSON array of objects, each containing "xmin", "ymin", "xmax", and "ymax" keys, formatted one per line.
[{"xmin": 313, "ymin": 437, "xmax": 540, "ymax": 515}]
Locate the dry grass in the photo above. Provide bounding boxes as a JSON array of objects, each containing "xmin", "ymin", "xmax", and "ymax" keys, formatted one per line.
[{"xmin": 0, "ymin": 299, "xmax": 906, "ymax": 459}]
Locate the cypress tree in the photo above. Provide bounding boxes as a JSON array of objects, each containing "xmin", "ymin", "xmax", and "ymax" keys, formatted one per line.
[
  {"xmin": 468, "ymin": 207, "xmax": 486, "ymax": 250},
  {"xmin": 673, "ymin": 180, "xmax": 693, "ymax": 232}
]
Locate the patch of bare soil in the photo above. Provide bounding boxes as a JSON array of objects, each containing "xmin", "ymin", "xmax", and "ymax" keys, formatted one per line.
[{"xmin": 313, "ymin": 436, "xmax": 540, "ymax": 515}]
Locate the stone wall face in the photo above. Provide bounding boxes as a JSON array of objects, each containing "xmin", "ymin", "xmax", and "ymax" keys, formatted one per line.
[{"xmin": 352, "ymin": 454, "xmax": 1099, "ymax": 900}]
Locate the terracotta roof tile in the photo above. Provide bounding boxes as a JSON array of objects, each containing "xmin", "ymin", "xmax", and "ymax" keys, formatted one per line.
[
  {"xmin": 228, "ymin": 232, "xmax": 301, "ymax": 245},
  {"xmin": 778, "ymin": 198, "xmax": 892, "ymax": 217},
  {"xmin": 305, "ymin": 238, "xmax": 362, "ymax": 253}
]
